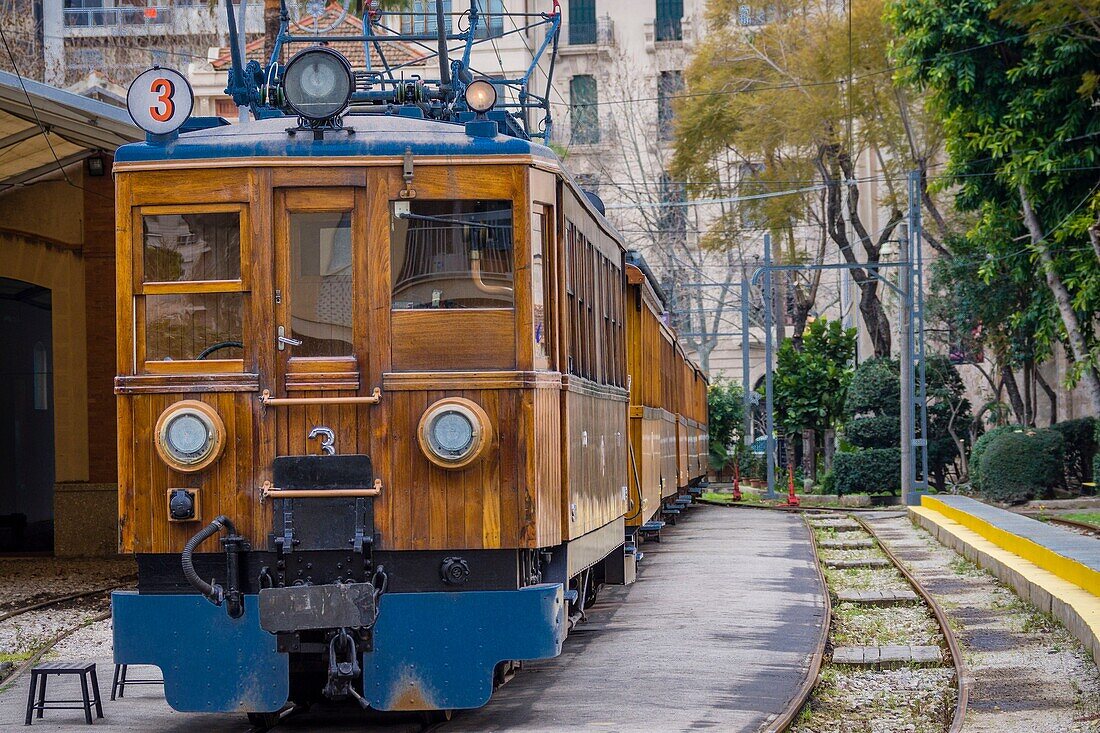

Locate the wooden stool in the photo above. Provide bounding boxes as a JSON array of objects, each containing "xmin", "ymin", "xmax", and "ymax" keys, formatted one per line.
[
  {"xmin": 24, "ymin": 661, "xmax": 103, "ymax": 725},
  {"xmin": 110, "ymin": 664, "xmax": 163, "ymax": 700}
]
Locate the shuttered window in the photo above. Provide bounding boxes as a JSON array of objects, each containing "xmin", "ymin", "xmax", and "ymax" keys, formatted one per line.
[
  {"xmin": 655, "ymin": 0, "xmax": 683, "ymax": 41},
  {"xmin": 569, "ymin": 0, "xmax": 596, "ymax": 44},
  {"xmin": 570, "ymin": 75, "xmax": 599, "ymax": 145}
]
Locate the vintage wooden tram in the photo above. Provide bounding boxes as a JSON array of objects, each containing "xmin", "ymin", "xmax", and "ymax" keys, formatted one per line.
[{"xmin": 111, "ymin": 1, "xmax": 708, "ymax": 720}]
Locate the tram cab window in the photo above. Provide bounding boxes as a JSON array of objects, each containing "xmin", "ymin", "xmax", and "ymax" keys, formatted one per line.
[
  {"xmin": 141, "ymin": 211, "xmax": 245, "ymax": 365},
  {"xmin": 391, "ymin": 200, "xmax": 514, "ymax": 310}
]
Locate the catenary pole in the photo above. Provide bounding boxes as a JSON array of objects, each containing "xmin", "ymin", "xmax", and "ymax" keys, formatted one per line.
[
  {"xmin": 763, "ymin": 234, "xmax": 777, "ymax": 499},
  {"xmin": 741, "ymin": 278, "xmax": 752, "ymax": 449}
]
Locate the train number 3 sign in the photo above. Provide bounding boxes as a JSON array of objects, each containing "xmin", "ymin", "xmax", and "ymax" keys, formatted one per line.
[{"xmin": 127, "ymin": 67, "xmax": 194, "ymax": 136}]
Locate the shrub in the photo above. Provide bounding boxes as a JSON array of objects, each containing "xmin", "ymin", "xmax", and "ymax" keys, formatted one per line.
[
  {"xmin": 1050, "ymin": 417, "xmax": 1097, "ymax": 491},
  {"xmin": 969, "ymin": 425, "xmax": 1024, "ymax": 491},
  {"xmin": 978, "ymin": 429, "xmax": 1064, "ymax": 504},
  {"xmin": 833, "ymin": 448, "xmax": 901, "ymax": 495},
  {"xmin": 845, "ymin": 357, "xmax": 900, "ymax": 418},
  {"xmin": 844, "ymin": 414, "xmax": 900, "ymax": 449}
]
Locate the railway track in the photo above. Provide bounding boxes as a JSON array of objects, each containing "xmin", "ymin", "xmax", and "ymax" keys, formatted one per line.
[
  {"xmin": 0, "ymin": 582, "xmax": 131, "ymax": 691},
  {"xmin": 1025, "ymin": 514, "xmax": 1100, "ymax": 537},
  {"xmin": 793, "ymin": 511, "xmax": 968, "ymax": 733}
]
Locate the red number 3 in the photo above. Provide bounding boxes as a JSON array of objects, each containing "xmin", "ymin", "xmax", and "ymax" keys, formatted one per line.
[{"xmin": 149, "ymin": 78, "xmax": 175, "ymax": 123}]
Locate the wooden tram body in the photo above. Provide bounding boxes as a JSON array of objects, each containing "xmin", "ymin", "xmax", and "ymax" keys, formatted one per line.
[{"xmin": 111, "ymin": 43, "xmax": 706, "ymax": 720}]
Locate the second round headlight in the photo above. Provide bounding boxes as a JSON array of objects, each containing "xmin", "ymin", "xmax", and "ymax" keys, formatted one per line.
[{"xmin": 417, "ymin": 398, "xmax": 491, "ymax": 469}]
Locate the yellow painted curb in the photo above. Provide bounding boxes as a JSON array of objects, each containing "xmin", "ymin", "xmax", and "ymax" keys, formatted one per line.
[
  {"xmin": 921, "ymin": 495, "xmax": 1100, "ymax": 596},
  {"xmin": 910, "ymin": 505, "xmax": 1100, "ymax": 666}
]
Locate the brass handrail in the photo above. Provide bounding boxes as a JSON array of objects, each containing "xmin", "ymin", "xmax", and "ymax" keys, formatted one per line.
[
  {"xmin": 259, "ymin": 387, "xmax": 382, "ymax": 407},
  {"xmin": 260, "ymin": 479, "xmax": 382, "ymax": 502}
]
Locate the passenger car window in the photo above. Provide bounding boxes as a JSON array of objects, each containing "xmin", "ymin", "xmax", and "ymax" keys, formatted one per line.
[{"xmin": 391, "ymin": 200, "xmax": 514, "ymax": 309}]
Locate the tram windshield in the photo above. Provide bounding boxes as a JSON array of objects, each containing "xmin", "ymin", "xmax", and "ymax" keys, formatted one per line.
[
  {"xmin": 141, "ymin": 212, "xmax": 245, "ymax": 364},
  {"xmin": 390, "ymin": 200, "xmax": 514, "ymax": 309}
]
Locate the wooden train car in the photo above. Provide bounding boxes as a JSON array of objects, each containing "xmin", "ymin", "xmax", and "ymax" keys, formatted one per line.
[
  {"xmin": 624, "ymin": 254, "xmax": 708, "ymax": 531},
  {"xmin": 110, "ymin": 12, "xmax": 709, "ymax": 720}
]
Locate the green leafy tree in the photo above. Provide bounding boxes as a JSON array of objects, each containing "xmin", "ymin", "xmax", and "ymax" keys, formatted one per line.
[
  {"xmin": 888, "ymin": 0, "xmax": 1100, "ymax": 412},
  {"xmin": 773, "ymin": 318, "xmax": 857, "ymax": 478},
  {"xmin": 707, "ymin": 378, "xmax": 745, "ymax": 472}
]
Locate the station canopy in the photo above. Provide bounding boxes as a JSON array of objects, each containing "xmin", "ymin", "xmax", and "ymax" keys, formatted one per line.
[{"xmin": 0, "ymin": 70, "xmax": 141, "ymax": 191}]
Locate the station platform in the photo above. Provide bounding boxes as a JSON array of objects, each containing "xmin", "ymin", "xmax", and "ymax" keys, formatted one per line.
[
  {"xmin": 913, "ymin": 494, "xmax": 1100, "ymax": 665},
  {"xmin": 0, "ymin": 506, "xmax": 826, "ymax": 731},
  {"xmin": 448, "ymin": 505, "xmax": 826, "ymax": 731}
]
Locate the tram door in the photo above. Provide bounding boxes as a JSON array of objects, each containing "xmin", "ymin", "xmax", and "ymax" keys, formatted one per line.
[{"xmin": 271, "ymin": 188, "xmax": 373, "ymax": 459}]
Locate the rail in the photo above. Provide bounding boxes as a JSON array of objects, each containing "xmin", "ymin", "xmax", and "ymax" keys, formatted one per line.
[
  {"xmin": 259, "ymin": 387, "xmax": 382, "ymax": 407},
  {"xmin": 853, "ymin": 514, "xmax": 970, "ymax": 733}
]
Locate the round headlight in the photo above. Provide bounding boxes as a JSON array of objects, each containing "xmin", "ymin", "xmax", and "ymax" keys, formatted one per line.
[
  {"xmin": 417, "ymin": 398, "xmax": 492, "ymax": 469},
  {"xmin": 282, "ymin": 47, "xmax": 353, "ymax": 121},
  {"xmin": 464, "ymin": 79, "xmax": 497, "ymax": 114},
  {"xmin": 154, "ymin": 400, "xmax": 225, "ymax": 472}
]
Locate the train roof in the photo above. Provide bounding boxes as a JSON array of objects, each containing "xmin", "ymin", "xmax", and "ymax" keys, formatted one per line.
[{"xmin": 114, "ymin": 114, "xmax": 560, "ymax": 165}]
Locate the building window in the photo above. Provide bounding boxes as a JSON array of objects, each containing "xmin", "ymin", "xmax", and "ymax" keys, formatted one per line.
[
  {"xmin": 569, "ymin": 0, "xmax": 596, "ymax": 45},
  {"xmin": 656, "ymin": 0, "xmax": 683, "ymax": 42},
  {"xmin": 658, "ymin": 173, "xmax": 686, "ymax": 240},
  {"xmin": 738, "ymin": 4, "xmax": 769, "ymax": 26},
  {"xmin": 657, "ymin": 70, "xmax": 683, "ymax": 139},
  {"xmin": 401, "ymin": 0, "xmax": 452, "ymax": 35},
  {"xmin": 474, "ymin": 0, "xmax": 504, "ymax": 38},
  {"xmin": 570, "ymin": 75, "xmax": 599, "ymax": 145}
]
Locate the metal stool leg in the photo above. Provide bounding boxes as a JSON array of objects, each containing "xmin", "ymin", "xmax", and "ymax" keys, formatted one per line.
[
  {"xmin": 35, "ymin": 674, "xmax": 47, "ymax": 719},
  {"xmin": 78, "ymin": 673, "xmax": 93, "ymax": 724},
  {"xmin": 24, "ymin": 671, "xmax": 38, "ymax": 725},
  {"xmin": 118, "ymin": 664, "xmax": 127, "ymax": 699},
  {"xmin": 110, "ymin": 665, "xmax": 120, "ymax": 702},
  {"xmin": 88, "ymin": 667, "xmax": 104, "ymax": 719}
]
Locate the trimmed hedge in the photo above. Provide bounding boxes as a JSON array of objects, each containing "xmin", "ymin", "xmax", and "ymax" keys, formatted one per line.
[
  {"xmin": 1050, "ymin": 417, "xmax": 1097, "ymax": 491},
  {"xmin": 978, "ymin": 429, "xmax": 1064, "ymax": 504},
  {"xmin": 969, "ymin": 425, "xmax": 1023, "ymax": 490},
  {"xmin": 844, "ymin": 414, "xmax": 900, "ymax": 449},
  {"xmin": 834, "ymin": 448, "xmax": 901, "ymax": 495},
  {"xmin": 845, "ymin": 357, "xmax": 900, "ymax": 417}
]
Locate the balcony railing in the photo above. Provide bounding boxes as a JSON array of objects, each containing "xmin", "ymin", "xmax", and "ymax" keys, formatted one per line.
[
  {"xmin": 63, "ymin": 6, "xmax": 171, "ymax": 28},
  {"xmin": 566, "ymin": 16, "xmax": 614, "ymax": 47}
]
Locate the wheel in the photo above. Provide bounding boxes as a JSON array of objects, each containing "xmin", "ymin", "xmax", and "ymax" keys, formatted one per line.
[
  {"xmin": 419, "ymin": 709, "xmax": 454, "ymax": 725},
  {"xmin": 247, "ymin": 711, "xmax": 281, "ymax": 730}
]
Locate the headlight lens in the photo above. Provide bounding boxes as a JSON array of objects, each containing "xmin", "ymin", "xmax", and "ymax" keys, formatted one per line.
[
  {"xmin": 282, "ymin": 47, "xmax": 353, "ymax": 121},
  {"xmin": 430, "ymin": 411, "xmax": 475, "ymax": 456},
  {"xmin": 464, "ymin": 79, "xmax": 497, "ymax": 114},
  {"xmin": 154, "ymin": 400, "xmax": 225, "ymax": 472},
  {"xmin": 418, "ymin": 399, "xmax": 491, "ymax": 469}
]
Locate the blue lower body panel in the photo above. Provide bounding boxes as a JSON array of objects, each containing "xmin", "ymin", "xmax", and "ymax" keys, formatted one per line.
[
  {"xmin": 363, "ymin": 583, "xmax": 565, "ymax": 711},
  {"xmin": 112, "ymin": 591, "xmax": 289, "ymax": 713},
  {"xmin": 112, "ymin": 583, "xmax": 565, "ymax": 713}
]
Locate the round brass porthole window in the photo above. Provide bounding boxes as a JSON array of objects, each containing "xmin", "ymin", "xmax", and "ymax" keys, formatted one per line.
[
  {"xmin": 417, "ymin": 398, "xmax": 492, "ymax": 470},
  {"xmin": 154, "ymin": 400, "xmax": 226, "ymax": 472}
]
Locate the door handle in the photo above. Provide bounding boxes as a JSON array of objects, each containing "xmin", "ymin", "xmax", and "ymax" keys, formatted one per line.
[{"xmin": 277, "ymin": 326, "xmax": 302, "ymax": 351}]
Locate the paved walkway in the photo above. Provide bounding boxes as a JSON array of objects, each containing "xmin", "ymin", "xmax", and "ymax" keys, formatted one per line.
[
  {"xmin": 447, "ymin": 506, "xmax": 826, "ymax": 732},
  {"xmin": 0, "ymin": 506, "xmax": 825, "ymax": 732}
]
